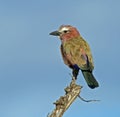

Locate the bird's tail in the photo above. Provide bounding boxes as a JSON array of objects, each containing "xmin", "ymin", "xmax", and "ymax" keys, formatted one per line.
[{"xmin": 82, "ymin": 70, "xmax": 99, "ymax": 89}]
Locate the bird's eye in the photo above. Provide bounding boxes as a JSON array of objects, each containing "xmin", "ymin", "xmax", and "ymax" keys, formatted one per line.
[{"xmin": 63, "ymin": 30, "xmax": 68, "ymax": 33}]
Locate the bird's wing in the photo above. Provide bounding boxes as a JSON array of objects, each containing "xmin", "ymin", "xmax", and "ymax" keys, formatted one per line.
[
  {"xmin": 74, "ymin": 37, "xmax": 94, "ymax": 71},
  {"xmin": 79, "ymin": 47, "xmax": 94, "ymax": 71}
]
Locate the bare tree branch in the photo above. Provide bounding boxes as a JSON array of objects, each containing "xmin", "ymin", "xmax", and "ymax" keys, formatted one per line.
[
  {"xmin": 48, "ymin": 78, "xmax": 82, "ymax": 117},
  {"xmin": 78, "ymin": 95, "xmax": 100, "ymax": 102}
]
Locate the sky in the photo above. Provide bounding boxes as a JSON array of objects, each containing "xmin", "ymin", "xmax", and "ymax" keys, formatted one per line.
[{"xmin": 0, "ymin": 0, "xmax": 120, "ymax": 117}]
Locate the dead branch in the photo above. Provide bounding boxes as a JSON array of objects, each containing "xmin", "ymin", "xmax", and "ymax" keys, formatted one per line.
[
  {"xmin": 78, "ymin": 95, "xmax": 100, "ymax": 102},
  {"xmin": 48, "ymin": 78, "xmax": 82, "ymax": 117}
]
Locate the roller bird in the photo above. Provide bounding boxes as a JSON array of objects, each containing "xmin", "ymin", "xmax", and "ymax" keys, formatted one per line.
[{"xmin": 49, "ymin": 25, "xmax": 99, "ymax": 89}]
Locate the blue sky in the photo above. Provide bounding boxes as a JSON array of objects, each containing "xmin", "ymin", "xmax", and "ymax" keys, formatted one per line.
[{"xmin": 0, "ymin": 0, "xmax": 120, "ymax": 117}]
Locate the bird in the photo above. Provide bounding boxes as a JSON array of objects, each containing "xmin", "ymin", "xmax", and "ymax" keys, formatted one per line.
[{"xmin": 49, "ymin": 25, "xmax": 99, "ymax": 89}]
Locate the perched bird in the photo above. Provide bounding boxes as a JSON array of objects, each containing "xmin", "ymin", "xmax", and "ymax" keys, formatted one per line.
[{"xmin": 49, "ymin": 25, "xmax": 99, "ymax": 89}]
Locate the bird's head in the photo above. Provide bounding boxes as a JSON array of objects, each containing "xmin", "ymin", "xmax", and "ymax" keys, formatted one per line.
[{"xmin": 49, "ymin": 25, "xmax": 80, "ymax": 41}]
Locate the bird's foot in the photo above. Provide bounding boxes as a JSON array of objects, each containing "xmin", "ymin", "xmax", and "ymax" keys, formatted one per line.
[
  {"xmin": 72, "ymin": 76, "xmax": 76, "ymax": 81},
  {"xmin": 69, "ymin": 73, "xmax": 77, "ymax": 81}
]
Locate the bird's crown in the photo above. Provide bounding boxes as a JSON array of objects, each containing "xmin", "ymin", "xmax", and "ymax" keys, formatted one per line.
[{"xmin": 58, "ymin": 25, "xmax": 72, "ymax": 33}]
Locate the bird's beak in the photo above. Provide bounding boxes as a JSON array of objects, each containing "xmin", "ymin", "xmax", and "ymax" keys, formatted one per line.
[{"xmin": 49, "ymin": 31, "xmax": 61, "ymax": 36}]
